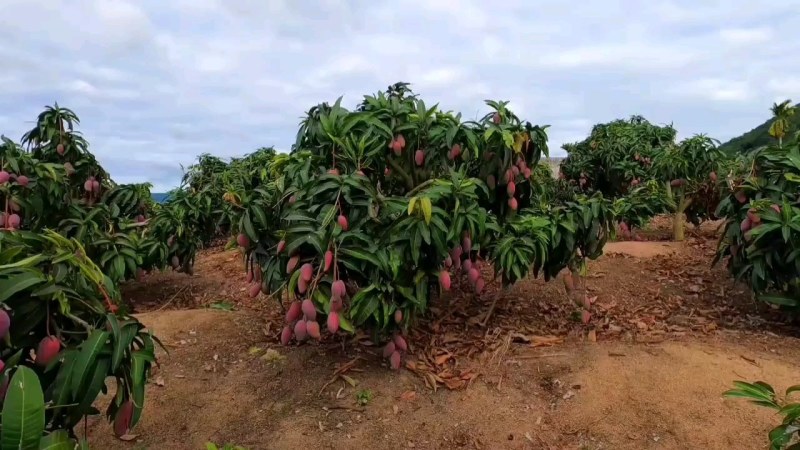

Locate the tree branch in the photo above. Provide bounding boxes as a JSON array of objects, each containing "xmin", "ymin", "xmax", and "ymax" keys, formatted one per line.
[{"xmin": 387, "ymin": 158, "xmax": 414, "ymax": 191}]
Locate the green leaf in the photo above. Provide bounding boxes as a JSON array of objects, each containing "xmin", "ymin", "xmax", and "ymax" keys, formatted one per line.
[
  {"xmin": 105, "ymin": 314, "xmax": 124, "ymax": 372},
  {"xmin": 1, "ymin": 366, "xmax": 46, "ymax": 450},
  {"xmin": 251, "ymin": 204, "xmax": 268, "ymax": 228},
  {"xmin": 38, "ymin": 430, "xmax": 75, "ymax": 450},
  {"xmin": 67, "ymin": 357, "xmax": 111, "ymax": 427},
  {"xmin": 70, "ymin": 330, "xmax": 109, "ymax": 397},
  {"xmin": 130, "ymin": 350, "xmax": 150, "ymax": 426},
  {"xmin": 0, "ymin": 254, "xmax": 46, "ymax": 270},
  {"xmin": 49, "ymin": 349, "xmax": 77, "ymax": 410},
  {"xmin": 758, "ymin": 294, "xmax": 798, "ymax": 307},
  {"xmin": 0, "ymin": 270, "xmax": 46, "ymax": 303},
  {"xmin": 339, "ymin": 248, "xmax": 382, "ymax": 269},
  {"xmin": 337, "ymin": 314, "xmax": 355, "ymax": 333},
  {"xmin": 112, "ymin": 256, "xmax": 125, "ymax": 281},
  {"xmin": 348, "ymin": 285, "xmax": 378, "ymax": 326},
  {"xmin": 242, "ymin": 211, "xmax": 257, "ymax": 243}
]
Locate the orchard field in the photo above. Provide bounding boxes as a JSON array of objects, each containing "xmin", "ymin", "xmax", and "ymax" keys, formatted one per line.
[{"xmin": 1, "ymin": 85, "xmax": 800, "ymax": 449}]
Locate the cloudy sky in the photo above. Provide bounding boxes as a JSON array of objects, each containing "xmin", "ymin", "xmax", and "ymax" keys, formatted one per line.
[{"xmin": 0, "ymin": 0, "xmax": 797, "ymax": 192}]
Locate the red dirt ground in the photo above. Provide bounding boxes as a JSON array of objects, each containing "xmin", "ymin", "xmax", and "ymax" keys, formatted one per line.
[{"xmin": 86, "ymin": 217, "xmax": 800, "ymax": 449}]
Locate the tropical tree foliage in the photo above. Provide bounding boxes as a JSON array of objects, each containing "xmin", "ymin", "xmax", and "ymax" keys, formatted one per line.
[
  {"xmin": 559, "ymin": 116, "xmax": 674, "ymax": 237},
  {"xmin": 234, "ymin": 83, "xmax": 613, "ymax": 365},
  {"xmin": 164, "ymin": 147, "xmax": 281, "ymax": 249},
  {"xmin": 651, "ymin": 134, "xmax": 726, "ymax": 240},
  {"xmin": 0, "ymin": 105, "xmax": 188, "ymax": 443},
  {"xmin": 769, "ymin": 99, "xmax": 797, "ymax": 147},
  {"xmin": 714, "ymin": 129, "xmax": 800, "ymax": 312},
  {"xmin": 560, "ymin": 116, "xmax": 729, "ymax": 240}
]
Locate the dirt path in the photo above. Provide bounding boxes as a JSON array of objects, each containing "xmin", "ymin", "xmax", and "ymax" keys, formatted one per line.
[
  {"xmin": 86, "ymin": 235, "xmax": 800, "ymax": 449},
  {"xmin": 87, "ymin": 308, "xmax": 799, "ymax": 450}
]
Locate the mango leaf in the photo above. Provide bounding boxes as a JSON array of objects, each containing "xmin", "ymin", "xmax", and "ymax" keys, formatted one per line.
[
  {"xmin": 407, "ymin": 197, "xmax": 417, "ymax": 215},
  {"xmin": 758, "ymin": 294, "xmax": 798, "ymax": 307},
  {"xmin": 105, "ymin": 314, "xmax": 124, "ymax": 372},
  {"xmin": 337, "ymin": 314, "xmax": 355, "ymax": 333},
  {"xmin": 130, "ymin": 350, "xmax": 150, "ymax": 426},
  {"xmin": 1, "ymin": 366, "xmax": 46, "ymax": 450},
  {"xmin": 70, "ymin": 330, "xmax": 109, "ymax": 397},
  {"xmin": 37, "ymin": 430, "xmax": 75, "ymax": 450},
  {"xmin": 420, "ymin": 197, "xmax": 432, "ymax": 225},
  {"xmin": 67, "ymin": 357, "xmax": 111, "ymax": 427},
  {"xmin": 0, "ymin": 254, "xmax": 47, "ymax": 270},
  {"xmin": 0, "ymin": 270, "xmax": 46, "ymax": 303}
]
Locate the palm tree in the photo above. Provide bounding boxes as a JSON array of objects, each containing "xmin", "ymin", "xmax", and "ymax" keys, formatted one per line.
[{"xmin": 769, "ymin": 99, "xmax": 796, "ymax": 146}]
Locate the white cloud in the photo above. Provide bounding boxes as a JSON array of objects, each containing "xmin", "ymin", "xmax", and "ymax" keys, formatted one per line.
[
  {"xmin": 0, "ymin": 0, "xmax": 797, "ymax": 191},
  {"xmin": 766, "ymin": 78, "xmax": 800, "ymax": 97},
  {"xmin": 669, "ymin": 78, "xmax": 753, "ymax": 102},
  {"xmin": 719, "ymin": 27, "xmax": 774, "ymax": 44},
  {"xmin": 418, "ymin": 68, "xmax": 463, "ymax": 88}
]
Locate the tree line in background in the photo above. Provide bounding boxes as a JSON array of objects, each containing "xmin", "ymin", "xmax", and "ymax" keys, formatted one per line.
[{"xmin": 0, "ymin": 86, "xmax": 798, "ymax": 448}]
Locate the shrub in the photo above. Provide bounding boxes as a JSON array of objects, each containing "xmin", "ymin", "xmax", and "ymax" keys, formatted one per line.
[{"xmin": 240, "ymin": 83, "xmax": 613, "ymax": 353}]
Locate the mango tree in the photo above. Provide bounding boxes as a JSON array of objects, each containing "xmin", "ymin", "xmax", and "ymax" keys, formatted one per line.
[
  {"xmin": 237, "ymin": 83, "xmax": 613, "ymax": 367},
  {"xmin": 714, "ymin": 126, "xmax": 800, "ymax": 312},
  {"xmin": 652, "ymin": 134, "xmax": 725, "ymax": 241},
  {"xmin": 561, "ymin": 116, "xmax": 729, "ymax": 241},
  {"xmin": 0, "ymin": 231, "xmax": 159, "ymax": 445},
  {"xmin": 0, "ymin": 105, "xmax": 196, "ymax": 443},
  {"xmin": 559, "ymin": 116, "xmax": 674, "ymax": 237}
]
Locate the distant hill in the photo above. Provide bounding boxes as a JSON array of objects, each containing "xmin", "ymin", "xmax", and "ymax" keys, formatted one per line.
[
  {"xmin": 718, "ymin": 103, "xmax": 800, "ymax": 153},
  {"xmin": 152, "ymin": 193, "xmax": 170, "ymax": 204}
]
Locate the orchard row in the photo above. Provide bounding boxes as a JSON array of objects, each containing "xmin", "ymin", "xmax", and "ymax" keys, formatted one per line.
[{"xmin": 0, "ymin": 85, "xmax": 796, "ymax": 447}]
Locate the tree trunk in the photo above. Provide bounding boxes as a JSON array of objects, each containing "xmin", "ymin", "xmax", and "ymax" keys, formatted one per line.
[{"xmin": 673, "ymin": 212, "xmax": 685, "ymax": 241}]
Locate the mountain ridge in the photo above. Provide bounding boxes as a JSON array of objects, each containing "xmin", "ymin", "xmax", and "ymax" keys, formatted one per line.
[{"xmin": 718, "ymin": 102, "xmax": 800, "ymax": 153}]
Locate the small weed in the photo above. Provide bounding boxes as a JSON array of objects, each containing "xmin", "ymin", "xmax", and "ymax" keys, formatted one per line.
[
  {"xmin": 206, "ymin": 443, "xmax": 248, "ymax": 450},
  {"xmin": 356, "ymin": 389, "xmax": 373, "ymax": 406},
  {"xmin": 208, "ymin": 301, "xmax": 235, "ymax": 311}
]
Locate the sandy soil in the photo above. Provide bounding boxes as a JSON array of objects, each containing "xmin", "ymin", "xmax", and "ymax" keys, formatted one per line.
[{"xmin": 85, "ymin": 220, "xmax": 800, "ymax": 450}]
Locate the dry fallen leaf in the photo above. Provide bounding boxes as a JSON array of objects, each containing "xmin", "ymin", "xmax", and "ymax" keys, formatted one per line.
[
  {"xmin": 434, "ymin": 353, "xmax": 452, "ymax": 366},
  {"xmin": 530, "ymin": 335, "xmax": 564, "ymax": 347},
  {"xmin": 339, "ymin": 374, "xmax": 358, "ymax": 387},
  {"xmin": 400, "ymin": 390, "xmax": 417, "ymax": 402},
  {"xmin": 443, "ymin": 378, "xmax": 466, "ymax": 390}
]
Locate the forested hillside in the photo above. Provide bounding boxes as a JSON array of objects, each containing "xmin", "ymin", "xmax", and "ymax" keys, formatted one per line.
[{"xmin": 719, "ymin": 101, "xmax": 799, "ymax": 153}]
